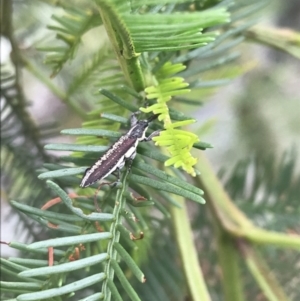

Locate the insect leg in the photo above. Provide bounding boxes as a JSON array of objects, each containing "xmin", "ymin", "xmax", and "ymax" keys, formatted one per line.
[
  {"xmin": 130, "ymin": 111, "xmax": 140, "ymax": 127},
  {"xmin": 94, "ymin": 181, "xmax": 111, "ymax": 212},
  {"xmin": 113, "ymin": 168, "xmax": 122, "ymax": 185},
  {"xmin": 143, "ymin": 130, "xmax": 160, "ymax": 141},
  {"xmin": 117, "ymin": 167, "xmax": 121, "ymax": 181},
  {"xmin": 93, "ymin": 168, "xmax": 123, "ymax": 211},
  {"xmin": 126, "ymin": 157, "xmax": 134, "ymax": 174}
]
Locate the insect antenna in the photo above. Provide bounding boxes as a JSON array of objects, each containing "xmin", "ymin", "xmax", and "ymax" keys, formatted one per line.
[
  {"xmin": 93, "ymin": 182, "xmax": 110, "ymax": 212},
  {"xmin": 147, "ymin": 113, "xmax": 159, "ymax": 123}
]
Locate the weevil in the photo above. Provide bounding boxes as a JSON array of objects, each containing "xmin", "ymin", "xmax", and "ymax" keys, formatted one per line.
[{"xmin": 80, "ymin": 113, "xmax": 159, "ymax": 188}]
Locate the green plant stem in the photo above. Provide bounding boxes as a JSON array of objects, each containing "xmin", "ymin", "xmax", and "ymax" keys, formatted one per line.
[
  {"xmin": 24, "ymin": 59, "xmax": 87, "ymax": 119},
  {"xmin": 245, "ymin": 25, "xmax": 300, "ymax": 59},
  {"xmin": 195, "ymin": 154, "xmax": 300, "ymax": 301},
  {"xmin": 171, "ymin": 198, "xmax": 211, "ymax": 301},
  {"xmin": 241, "ymin": 244, "xmax": 289, "ymax": 301},
  {"xmin": 95, "ymin": 0, "xmax": 145, "ymax": 92},
  {"xmin": 194, "ymin": 153, "xmax": 298, "ymax": 300},
  {"xmin": 244, "ymin": 228, "xmax": 300, "ymax": 249},
  {"xmin": 216, "ymin": 233, "xmax": 245, "ymax": 301},
  {"xmin": 102, "ymin": 169, "xmax": 131, "ymax": 301},
  {"xmin": 195, "ymin": 153, "xmax": 300, "ymax": 250},
  {"xmin": 195, "ymin": 156, "xmax": 244, "ymax": 301}
]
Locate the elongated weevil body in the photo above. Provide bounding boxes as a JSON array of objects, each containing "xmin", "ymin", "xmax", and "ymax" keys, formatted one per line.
[{"xmin": 80, "ymin": 113, "xmax": 159, "ymax": 188}]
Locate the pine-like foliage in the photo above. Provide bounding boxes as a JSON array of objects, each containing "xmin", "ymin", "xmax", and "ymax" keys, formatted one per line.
[{"xmin": 1, "ymin": 1, "xmax": 299, "ymax": 301}]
